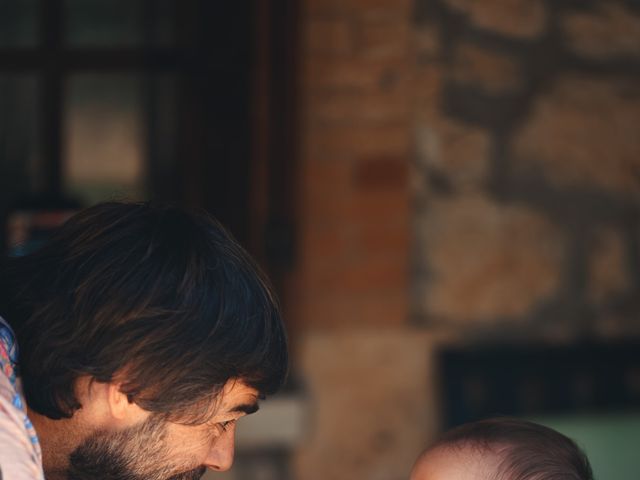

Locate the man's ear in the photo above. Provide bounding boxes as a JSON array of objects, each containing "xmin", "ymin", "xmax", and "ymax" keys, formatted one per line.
[
  {"xmin": 106, "ymin": 383, "xmax": 133, "ymax": 420},
  {"xmin": 74, "ymin": 376, "xmax": 149, "ymax": 427}
]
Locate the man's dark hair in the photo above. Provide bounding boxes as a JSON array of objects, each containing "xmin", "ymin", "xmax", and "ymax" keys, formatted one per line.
[
  {"xmin": 432, "ymin": 418, "xmax": 594, "ymax": 480},
  {"xmin": 0, "ymin": 202, "xmax": 288, "ymax": 423}
]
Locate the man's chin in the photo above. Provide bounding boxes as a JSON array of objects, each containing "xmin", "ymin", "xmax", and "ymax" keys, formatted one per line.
[
  {"xmin": 65, "ymin": 464, "xmax": 206, "ymax": 480},
  {"xmin": 166, "ymin": 466, "xmax": 207, "ymax": 480}
]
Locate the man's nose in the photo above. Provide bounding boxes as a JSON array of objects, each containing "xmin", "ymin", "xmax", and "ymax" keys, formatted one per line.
[{"xmin": 204, "ymin": 425, "xmax": 236, "ymax": 471}]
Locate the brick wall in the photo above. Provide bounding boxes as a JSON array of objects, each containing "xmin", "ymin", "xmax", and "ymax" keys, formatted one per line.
[{"xmin": 289, "ymin": 0, "xmax": 413, "ymax": 330}]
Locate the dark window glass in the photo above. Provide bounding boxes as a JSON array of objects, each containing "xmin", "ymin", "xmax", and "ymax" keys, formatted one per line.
[
  {"xmin": 64, "ymin": 0, "xmax": 175, "ymax": 47},
  {"xmin": 144, "ymin": 74, "xmax": 178, "ymax": 200},
  {"xmin": 0, "ymin": 0, "xmax": 38, "ymax": 47},
  {"xmin": 0, "ymin": 75, "xmax": 41, "ymax": 202}
]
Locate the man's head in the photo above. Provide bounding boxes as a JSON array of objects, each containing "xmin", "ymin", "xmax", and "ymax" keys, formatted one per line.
[
  {"xmin": 411, "ymin": 418, "xmax": 594, "ymax": 480},
  {"xmin": 0, "ymin": 202, "xmax": 288, "ymax": 479}
]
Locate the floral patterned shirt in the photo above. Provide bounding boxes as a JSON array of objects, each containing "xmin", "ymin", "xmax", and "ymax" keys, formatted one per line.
[{"xmin": 0, "ymin": 316, "xmax": 44, "ymax": 479}]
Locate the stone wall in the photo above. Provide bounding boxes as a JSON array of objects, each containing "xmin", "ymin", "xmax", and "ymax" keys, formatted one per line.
[{"xmin": 412, "ymin": 0, "xmax": 640, "ymax": 339}]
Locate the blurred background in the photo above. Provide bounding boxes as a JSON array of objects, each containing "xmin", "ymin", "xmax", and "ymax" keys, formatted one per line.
[{"xmin": 1, "ymin": 0, "xmax": 640, "ymax": 479}]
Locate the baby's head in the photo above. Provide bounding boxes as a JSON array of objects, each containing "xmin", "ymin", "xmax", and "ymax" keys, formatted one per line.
[{"xmin": 411, "ymin": 418, "xmax": 593, "ymax": 480}]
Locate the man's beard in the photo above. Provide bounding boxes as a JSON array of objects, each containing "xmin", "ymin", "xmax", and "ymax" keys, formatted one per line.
[{"xmin": 66, "ymin": 415, "xmax": 206, "ymax": 480}]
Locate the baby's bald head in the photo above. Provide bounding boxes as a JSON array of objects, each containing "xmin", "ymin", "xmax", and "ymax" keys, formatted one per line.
[
  {"xmin": 411, "ymin": 442, "xmax": 499, "ymax": 480},
  {"xmin": 411, "ymin": 418, "xmax": 593, "ymax": 480}
]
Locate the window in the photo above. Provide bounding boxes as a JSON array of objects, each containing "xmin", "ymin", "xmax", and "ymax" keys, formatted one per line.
[{"xmin": 0, "ymin": 0, "xmax": 256, "ymax": 247}]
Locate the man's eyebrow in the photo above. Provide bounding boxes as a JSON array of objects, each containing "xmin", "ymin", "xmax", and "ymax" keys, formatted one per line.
[{"xmin": 231, "ymin": 402, "xmax": 260, "ymax": 415}]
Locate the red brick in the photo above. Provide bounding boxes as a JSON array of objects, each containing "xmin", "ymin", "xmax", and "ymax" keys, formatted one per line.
[
  {"xmin": 352, "ymin": 155, "xmax": 408, "ymax": 190},
  {"xmin": 335, "ymin": 258, "xmax": 408, "ymax": 294},
  {"xmin": 412, "ymin": 64, "xmax": 444, "ymax": 114},
  {"xmin": 352, "ymin": 222, "xmax": 409, "ymax": 258},
  {"xmin": 306, "ymin": 17, "xmax": 355, "ymax": 55},
  {"xmin": 347, "ymin": 0, "xmax": 412, "ymax": 13},
  {"xmin": 355, "ymin": 19, "xmax": 410, "ymax": 60},
  {"xmin": 349, "ymin": 188, "xmax": 410, "ymax": 222},
  {"xmin": 302, "ymin": 159, "xmax": 353, "ymax": 222},
  {"xmin": 304, "ymin": 56, "xmax": 408, "ymax": 93},
  {"xmin": 301, "ymin": 224, "xmax": 352, "ymax": 266},
  {"xmin": 306, "ymin": 123, "xmax": 410, "ymax": 158},
  {"xmin": 308, "ymin": 89, "xmax": 410, "ymax": 125},
  {"xmin": 296, "ymin": 290, "xmax": 406, "ymax": 328},
  {"xmin": 305, "ymin": 0, "xmax": 346, "ymax": 16},
  {"xmin": 300, "ymin": 252, "xmax": 407, "ymax": 295}
]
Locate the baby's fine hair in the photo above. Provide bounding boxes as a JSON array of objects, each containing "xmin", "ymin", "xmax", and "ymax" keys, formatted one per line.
[{"xmin": 432, "ymin": 418, "xmax": 593, "ymax": 480}]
